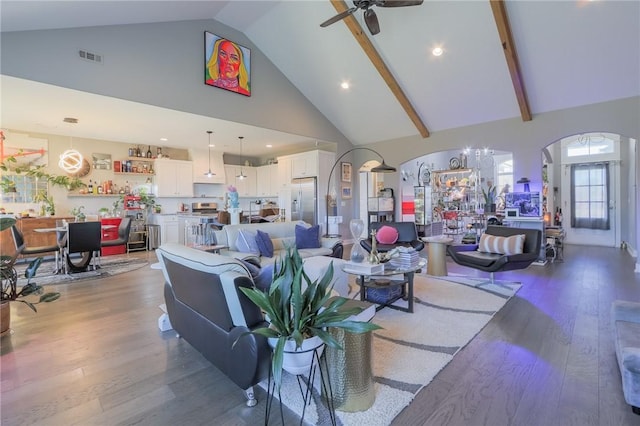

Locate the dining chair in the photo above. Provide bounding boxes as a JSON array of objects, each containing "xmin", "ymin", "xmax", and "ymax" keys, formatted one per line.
[
  {"xmin": 65, "ymin": 221, "xmax": 102, "ymax": 272},
  {"xmin": 100, "ymin": 217, "xmax": 132, "ymax": 252},
  {"xmin": 10, "ymin": 225, "xmax": 60, "ymax": 269}
]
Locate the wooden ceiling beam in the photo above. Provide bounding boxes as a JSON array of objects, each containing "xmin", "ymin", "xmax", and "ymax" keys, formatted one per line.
[
  {"xmin": 330, "ymin": 0, "xmax": 430, "ymax": 138},
  {"xmin": 490, "ymin": 0, "xmax": 532, "ymax": 121}
]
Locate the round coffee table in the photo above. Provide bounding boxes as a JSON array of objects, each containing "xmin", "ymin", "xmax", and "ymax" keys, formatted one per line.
[
  {"xmin": 422, "ymin": 236, "xmax": 454, "ymax": 276},
  {"xmin": 343, "ymin": 259, "xmax": 426, "ymax": 313}
]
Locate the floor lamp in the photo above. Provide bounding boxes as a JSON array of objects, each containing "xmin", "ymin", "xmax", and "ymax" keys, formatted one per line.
[{"xmin": 325, "ymin": 147, "xmax": 396, "ymax": 237}]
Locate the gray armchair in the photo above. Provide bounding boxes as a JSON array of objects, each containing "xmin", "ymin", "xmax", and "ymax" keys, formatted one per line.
[
  {"xmin": 155, "ymin": 243, "xmax": 271, "ymax": 407},
  {"xmin": 447, "ymin": 225, "xmax": 542, "ymax": 283}
]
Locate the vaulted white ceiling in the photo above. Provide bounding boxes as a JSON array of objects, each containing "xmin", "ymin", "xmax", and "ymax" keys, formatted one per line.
[{"xmin": 1, "ymin": 0, "xmax": 639, "ymax": 154}]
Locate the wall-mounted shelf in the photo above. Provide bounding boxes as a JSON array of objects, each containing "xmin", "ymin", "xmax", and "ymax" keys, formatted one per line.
[
  {"xmin": 125, "ymin": 156, "xmax": 155, "ymax": 161},
  {"xmin": 114, "ymin": 172, "xmax": 154, "ymax": 176},
  {"xmin": 68, "ymin": 194, "xmax": 123, "ymax": 198}
]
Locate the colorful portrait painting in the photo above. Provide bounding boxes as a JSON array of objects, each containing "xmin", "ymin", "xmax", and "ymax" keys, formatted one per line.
[{"xmin": 204, "ymin": 32, "xmax": 251, "ymax": 97}]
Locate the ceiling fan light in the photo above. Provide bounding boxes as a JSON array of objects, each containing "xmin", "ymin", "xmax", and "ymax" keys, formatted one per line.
[{"xmin": 364, "ymin": 8, "xmax": 380, "ymax": 35}]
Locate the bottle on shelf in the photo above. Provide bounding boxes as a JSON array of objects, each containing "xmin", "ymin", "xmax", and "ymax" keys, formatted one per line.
[
  {"xmin": 147, "ymin": 145, "xmax": 152, "ymax": 158},
  {"xmin": 157, "ymin": 147, "xmax": 162, "ymax": 157},
  {"xmin": 97, "ymin": 181, "xmax": 104, "ymax": 194},
  {"xmin": 88, "ymin": 180, "xmax": 94, "ymax": 193},
  {"xmin": 125, "ymin": 181, "xmax": 130, "ymax": 194},
  {"xmin": 136, "ymin": 146, "xmax": 142, "ymax": 157},
  {"xmin": 92, "ymin": 181, "xmax": 98, "ymax": 195}
]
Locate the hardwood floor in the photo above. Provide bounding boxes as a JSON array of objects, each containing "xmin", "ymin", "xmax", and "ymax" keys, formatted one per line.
[{"xmin": 1, "ymin": 245, "xmax": 639, "ymax": 425}]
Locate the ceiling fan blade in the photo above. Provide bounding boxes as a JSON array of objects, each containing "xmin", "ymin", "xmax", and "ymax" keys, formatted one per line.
[
  {"xmin": 378, "ymin": 0, "xmax": 424, "ymax": 7},
  {"xmin": 364, "ymin": 8, "xmax": 380, "ymax": 35},
  {"xmin": 320, "ymin": 7, "xmax": 358, "ymax": 28}
]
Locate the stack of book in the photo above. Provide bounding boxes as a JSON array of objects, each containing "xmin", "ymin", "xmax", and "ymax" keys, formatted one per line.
[
  {"xmin": 389, "ymin": 247, "xmax": 421, "ymax": 269},
  {"xmin": 343, "ymin": 261, "xmax": 385, "ymax": 275}
]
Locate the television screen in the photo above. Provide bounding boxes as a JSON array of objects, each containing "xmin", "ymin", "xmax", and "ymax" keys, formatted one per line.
[{"xmin": 505, "ymin": 192, "xmax": 541, "ymax": 217}]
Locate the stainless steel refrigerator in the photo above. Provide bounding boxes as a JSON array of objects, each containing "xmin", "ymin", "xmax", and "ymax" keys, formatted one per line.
[{"xmin": 291, "ymin": 177, "xmax": 317, "ymax": 225}]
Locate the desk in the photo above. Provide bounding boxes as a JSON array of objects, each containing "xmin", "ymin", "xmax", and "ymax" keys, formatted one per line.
[{"xmin": 422, "ymin": 236, "xmax": 453, "ymax": 276}]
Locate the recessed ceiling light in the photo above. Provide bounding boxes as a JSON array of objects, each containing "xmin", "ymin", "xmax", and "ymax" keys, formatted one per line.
[
  {"xmin": 341, "ymin": 81, "xmax": 350, "ymax": 89},
  {"xmin": 160, "ymin": 137, "xmax": 168, "ymax": 142},
  {"xmin": 209, "ymin": 144, "xmax": 215, "ymax": 148},
  {"xmin": 266, "ymin": 144, "xmax": 273, "ymax": 148},
  {"xmin": 432, "ymin": 47, "xmax": 444, "ymax": 57}
]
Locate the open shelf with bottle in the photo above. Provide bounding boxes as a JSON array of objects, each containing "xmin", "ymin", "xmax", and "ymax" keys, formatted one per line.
[{"xmin": 114, "ymin": 172, "xmax": 154, "ymax": 176}]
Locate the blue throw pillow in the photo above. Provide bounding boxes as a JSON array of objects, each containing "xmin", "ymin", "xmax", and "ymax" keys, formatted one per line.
[
  {"xmin": 295, "ymin": 224, "xmax": 320, "ymax": 249},
  {"xmin": 255, "ymin": 229, "xmax": 274, "ymax": 258},
  {"xmin": 236, "ymin": 229, "xmax": 260, "ymax": 255}
]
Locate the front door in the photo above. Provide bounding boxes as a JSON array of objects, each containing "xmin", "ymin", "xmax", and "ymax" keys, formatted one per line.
[{"xmin": 561, "ymin": 142, "xmax": 620, "ymax": 247}]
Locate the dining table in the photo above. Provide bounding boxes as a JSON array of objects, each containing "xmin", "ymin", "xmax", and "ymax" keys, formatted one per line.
[{"xmin": 35, "ymin": 223, "xmax": 116, "ymax": 274}]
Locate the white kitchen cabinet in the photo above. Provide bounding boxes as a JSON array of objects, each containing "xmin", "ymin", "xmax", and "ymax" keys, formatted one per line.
[
  {"xmin": 256, "ymin": 164, "xmax": 277, "ymax": 197},
  {"xmin": 224, "ymin": 165, "xmax": 256, "ymax": 197},
  {"xmin": 150, "ymin": 214, "xmax": 179, "ymax": 244},
  {"xmin": 276, "ymin": 156, "xmax": 292, "ymax": 189},
  {"xmin": 291, "ymin": 151, "xmax": 318, "ymax": 178},
  {"xmin": 155, "ymin": 159, "xmax": 194, "ymax": 197},
  {"xmin": 190, "ymin": 149, "xmax": 225, "ymax": 184}
]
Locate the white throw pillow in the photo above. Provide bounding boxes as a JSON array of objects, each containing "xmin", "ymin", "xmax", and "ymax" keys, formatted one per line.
[
  {"xmin": 478, "ymin": 233, "xmax": 525, "ymax": 255},
  {"xmin": 235, "ymin": 229, "xmax": 260, "ymax": 255}
]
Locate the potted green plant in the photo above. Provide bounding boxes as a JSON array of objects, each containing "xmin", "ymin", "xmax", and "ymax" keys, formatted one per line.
[
  {"xmin": 238, "ymin": 247, "xmax": 381, "ymax": 390},
  {"xmin": 136, "ymin": 188, "xmax": 156, "ymax": 213},
  {"xmin": 33, "ymin": 190, "xmax": 56, "ymax": 216},
  {"xmin": 98, "ymin": 207, "xmax": 110, "ymax": 218},
  {"xmin": 70, "ymin": 206, "xmax": 86, "ymax": 222},
  {"xmin": 482, "ymin": 181, "xmax": 497, "ymax": 213},
  {"xmin": 0, "ymin": 216, "xmax": 61, "ymax": 335}
]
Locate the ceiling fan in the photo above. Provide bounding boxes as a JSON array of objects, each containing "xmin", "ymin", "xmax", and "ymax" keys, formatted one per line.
[{"xmin": 320, "ymin": 0, "xmax": 424, "ymax": 36}]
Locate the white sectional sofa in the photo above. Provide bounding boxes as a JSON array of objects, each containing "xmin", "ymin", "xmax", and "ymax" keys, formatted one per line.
[
  {"xmin": 212, "ymin": 221, "xmax": 343, "ymax": 267},
  {"xmin": 211, "ymin": 221, "xmax": 348, "ymax": 296}
]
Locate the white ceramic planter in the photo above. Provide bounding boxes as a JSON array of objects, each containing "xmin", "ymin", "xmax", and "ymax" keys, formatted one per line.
[{"xmin": 269, "ymin": 335, "xmax": 325, "ymax": 376}]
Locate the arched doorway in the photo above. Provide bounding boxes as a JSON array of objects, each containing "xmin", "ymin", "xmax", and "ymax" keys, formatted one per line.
[
  {"xmin": 397, "ymin": 148, "xmax": 512, "ymax": 239},
  {"xmin": 543, "ymin": 132, "xmax": 637, "ymax": 247}
]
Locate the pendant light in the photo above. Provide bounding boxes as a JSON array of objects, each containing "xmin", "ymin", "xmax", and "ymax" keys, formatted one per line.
[
  {"xmin": 204, "ymin": 130, "xmax": 216, "ymax": 178},
  {"xmin": 236, "ymin": 136, "xmax": 247, "ymax": 180},
  {"xmin": 59, "ymin": 117, "xmax": 83, "ymax": 173}
]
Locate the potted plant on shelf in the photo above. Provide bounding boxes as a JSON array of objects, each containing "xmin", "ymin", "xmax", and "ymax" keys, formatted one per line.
[
  {"xmin": 482, "ymin": 181, "xmax": 497, "ymax": 213},
  {"xmin": 136, "ymin": 188, "xmax": 156, "ymax": 213},
  {"xmin": 70, "ymin": 206, "xmax": 86, "ymax": 222},
  {"xmin": 1, "ymin": 216, "xmax": 61, "ymax": 335},
  {"xmin": 237, "ymin": 247, "xmax": 381, "ymax": 390}
]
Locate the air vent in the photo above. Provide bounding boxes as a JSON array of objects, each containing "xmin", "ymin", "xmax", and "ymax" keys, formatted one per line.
[{"xmin": 78, "ymin": 49, "xmax": 103, "ymax": 64}]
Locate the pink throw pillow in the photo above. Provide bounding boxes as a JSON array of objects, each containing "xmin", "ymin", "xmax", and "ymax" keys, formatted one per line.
[{"xmin": 376, "ymin": 225, "xmax": 399, "ymax": 244}]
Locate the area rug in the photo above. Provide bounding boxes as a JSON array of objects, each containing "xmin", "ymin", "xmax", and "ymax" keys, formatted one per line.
[
  {"xmin": 13, "ymin": 255, "xmax": 150, "ymax": 286},
  {"xmin": 265, "ymin": 273, "xmax": 521, "ymax": 425}
]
